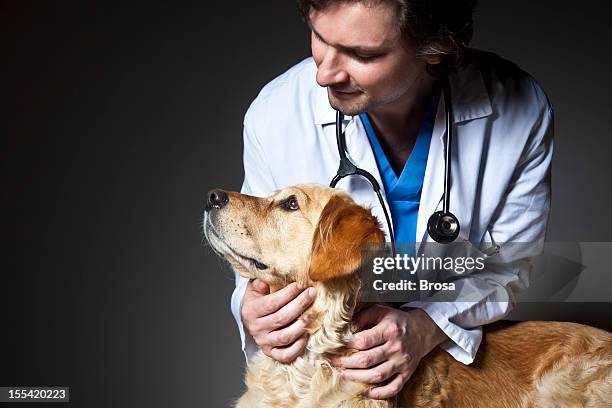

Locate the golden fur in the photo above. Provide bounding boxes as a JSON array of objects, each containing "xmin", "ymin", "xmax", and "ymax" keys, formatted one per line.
[{"xmin": 204, "ymin": 184, "xmax": 612, "ymax": 407}]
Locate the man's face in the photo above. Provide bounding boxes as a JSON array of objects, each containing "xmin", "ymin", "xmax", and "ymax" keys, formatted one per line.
[{"xmin": 309, "ymin": 1, "xmax": 431, "ymax": 115}]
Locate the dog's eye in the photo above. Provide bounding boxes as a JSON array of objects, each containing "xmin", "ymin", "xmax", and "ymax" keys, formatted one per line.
[{"xmin": 282, "ymin": 195, "xmax": 299, "ymax": 211}]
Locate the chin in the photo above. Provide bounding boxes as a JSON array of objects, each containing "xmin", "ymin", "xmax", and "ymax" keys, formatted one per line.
[{"xmin": 327, "ymin": 91, "xmax": 370, "ymax": 116}]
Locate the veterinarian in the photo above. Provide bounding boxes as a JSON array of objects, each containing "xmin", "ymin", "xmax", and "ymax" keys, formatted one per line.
[{"xmin": 231, "ymin": 0, "xmax": 553, "ymax": 400}]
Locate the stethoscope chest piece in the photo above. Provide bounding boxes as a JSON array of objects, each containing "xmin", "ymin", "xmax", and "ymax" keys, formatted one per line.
[
  {"xmin": 426, "ymin": 81, "xmax": 460, "ymax": 244},
  {"xmin": 427, "ymin": 210, "xmax": 460, "ymax": 243}
]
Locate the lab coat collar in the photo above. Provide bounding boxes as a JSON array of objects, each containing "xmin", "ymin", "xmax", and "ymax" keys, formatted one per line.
[
  {"xmin": 447, "ymin": 56, "xmax": 492, "ymax": 123},
  {"xmin": 313, "ymin": 56, "xmax": 492, "ymax": 126}
]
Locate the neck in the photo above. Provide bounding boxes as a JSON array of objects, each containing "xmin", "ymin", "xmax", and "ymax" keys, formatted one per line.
[
  {"xmin": 307, "ymin": 275, "xmax": 361, "ymax": 356},
  {"xmin": 367, "ymin": 74, "xmax": 438, "ymax": 146}
]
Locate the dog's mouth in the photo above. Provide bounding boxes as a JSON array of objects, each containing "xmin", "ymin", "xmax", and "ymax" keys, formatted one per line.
[{"xmin": 204, "ymin": 213, "xmax": 269, "ymax": 271}]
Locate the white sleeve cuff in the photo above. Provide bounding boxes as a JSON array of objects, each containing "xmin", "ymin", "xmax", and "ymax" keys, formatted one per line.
[
  {"xmin": 401, "ymin": 301, "xmax": 482, "ymax": 365},
  {"xmin": 230, "ymin": 274, "xmax": 258, "ymax": 362}
]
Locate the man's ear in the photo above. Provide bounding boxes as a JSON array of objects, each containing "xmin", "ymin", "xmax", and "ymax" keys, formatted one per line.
[{"xmin": 308, "ymin": 194, "xmax": 385, "ymax": 282}]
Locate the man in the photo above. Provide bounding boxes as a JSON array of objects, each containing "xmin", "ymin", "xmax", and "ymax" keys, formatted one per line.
[{"xmin": 231, "ymin": 0, "xmax": 553, "ymax": 400}]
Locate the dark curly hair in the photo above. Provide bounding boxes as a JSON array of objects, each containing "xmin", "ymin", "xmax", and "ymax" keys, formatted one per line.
[{"xmin": 297, "ymin": 0, "xmax": 478, "ymax": 76}]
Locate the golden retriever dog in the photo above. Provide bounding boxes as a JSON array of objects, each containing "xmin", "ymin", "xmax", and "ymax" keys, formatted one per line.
[{"xmin": 203, "ymin": 184, "xmax": 612, "ymax": 407}]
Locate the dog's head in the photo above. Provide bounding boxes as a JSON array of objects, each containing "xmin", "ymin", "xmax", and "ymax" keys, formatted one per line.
[{"xmin": 203, "ymin": 184, "xmax": 385, "ymax": 290}]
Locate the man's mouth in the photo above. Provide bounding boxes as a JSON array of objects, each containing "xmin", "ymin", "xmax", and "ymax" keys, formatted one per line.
[{"xmin": 329, "ymin": 87, "xmax": 361, "ymax": 98}]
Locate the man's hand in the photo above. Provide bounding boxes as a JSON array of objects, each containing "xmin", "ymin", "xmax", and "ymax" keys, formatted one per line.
[
  {"xmin": 330, "ymin": 304, "xmax": 447, "ymax": 400},
  {"xmin": 241, "ymin": 279, "xmax": 317, "ymax": 363}
]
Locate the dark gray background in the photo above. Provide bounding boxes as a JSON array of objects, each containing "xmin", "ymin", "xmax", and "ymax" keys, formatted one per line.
[{"xmin": 2, "ymin": 1, "xmax": 611, "ymax": 407}]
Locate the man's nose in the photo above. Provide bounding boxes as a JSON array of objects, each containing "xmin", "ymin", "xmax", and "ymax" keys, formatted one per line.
[
  {"xmin": 316, "ymin": 49, "xmax": 349, "ymax": 88},
  {"xmin": 206, "ymin": 189, "xmax": 229, "ymax": 210}
]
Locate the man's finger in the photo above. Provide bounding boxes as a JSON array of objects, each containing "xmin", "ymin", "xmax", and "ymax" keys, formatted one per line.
[
  {"xmin": 354, "ymin": 304, "xmax": 390, "ymax": 330},
  {"xmin": 265, "ymin": 314, "xmax": 312, "ymax": 347},
  {"xmin": 363, "ymin": 372, "xmax": 407, "ymax": 400},
  {"xmin": 348, "ymin": 326, "xmax": 386, "ymax": 350},
  {"xmin": 259, "ymin": 287, "xmax": 317, "ymax": 329},
  {"xmin": 269, "ymin": 334, "xmax": 308, "ymax": 364},
  {"xmin": 339, "ymin": 360, "xmax": 396, "ymax": 384},
  {"xmin": 330, "ymin": 344, "xmax": 386, "ymax": 369},
  {"xmin": 253, "ymin": 282, "xmax": 304, "ymax": 317},
  {"xmin": 251, "ymin": 279, "xmax": 270, "ymax": 295}
]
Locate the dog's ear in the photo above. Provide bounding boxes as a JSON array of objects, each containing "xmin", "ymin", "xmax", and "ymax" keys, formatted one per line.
[{"xmin": 308, "ymin": 194, "xmax": 385, "ymax": 282}]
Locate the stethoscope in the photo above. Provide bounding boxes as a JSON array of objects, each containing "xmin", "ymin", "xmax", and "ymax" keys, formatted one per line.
[{"xmin": 329, "ymin": 81, "xmax": 460, "ymax": 248}]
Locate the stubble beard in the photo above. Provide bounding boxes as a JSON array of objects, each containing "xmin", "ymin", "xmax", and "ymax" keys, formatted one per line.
[{"xmin": 327, "ymin": 89, "xmax": 371, "ymax": 116}]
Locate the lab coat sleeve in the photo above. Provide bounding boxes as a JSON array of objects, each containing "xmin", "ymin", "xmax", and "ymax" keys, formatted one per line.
[
  {"xmin": 230, "ymin": 111, "xmax": 277, "ymax": 362},
  {"xmin": 403, "ymin": 103, "xmax": 554, "ymax": 364}
]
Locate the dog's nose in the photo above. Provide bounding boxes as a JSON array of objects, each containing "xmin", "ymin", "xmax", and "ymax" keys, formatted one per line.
[{"xmin": 207, "ymin": 189, "xmax": 229, "ymax": 210}]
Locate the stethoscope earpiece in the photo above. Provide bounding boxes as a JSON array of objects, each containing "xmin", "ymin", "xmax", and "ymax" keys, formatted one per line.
[{"xmin": 427, "ymin": 211, "xmax": 460, "ymax": 243}]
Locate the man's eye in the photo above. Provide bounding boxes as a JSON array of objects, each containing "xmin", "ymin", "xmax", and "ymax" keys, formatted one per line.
[
  {"xmin": 354, "ymin": 53, "xmax": 379, "ymax": 62},
  {"xmin": 282, "ymin": 195, "xmax": 299, "ymax": 211}
]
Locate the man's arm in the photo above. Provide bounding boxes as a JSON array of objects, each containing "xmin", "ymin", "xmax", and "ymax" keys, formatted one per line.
[
  {"xmin": 230, "ymin": 112, "xmax": 276, "ymax": 361},
  {"xmin": 406, "ymin": 102, "xmax": 554, "ymax": 363}
]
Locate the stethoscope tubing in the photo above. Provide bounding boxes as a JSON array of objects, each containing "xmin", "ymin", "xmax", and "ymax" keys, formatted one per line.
[
  {"xmin": 442, "ymin": 82, "xmax": 453, "ymax": 215},
  {"xmin": 330, "ymin": 80, "xmax": 459, "ymax": 246}
]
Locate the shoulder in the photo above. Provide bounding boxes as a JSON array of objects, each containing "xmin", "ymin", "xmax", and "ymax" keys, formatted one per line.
[
  {"xmin": 244, "ymin": 57, "xmax": 320, "ymax": 126},
  {"xmin": 467, "ymin": 49, "xmax": 553, "ymax": 116}
]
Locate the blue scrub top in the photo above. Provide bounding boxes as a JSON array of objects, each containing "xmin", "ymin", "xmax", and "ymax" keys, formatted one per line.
[{"xmin": 359, "ymin": 88, "xmax": 440, "ymax": 247}]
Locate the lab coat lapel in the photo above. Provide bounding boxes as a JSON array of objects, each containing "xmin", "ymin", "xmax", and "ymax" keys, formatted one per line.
[
  {"xmin": 416, "ymin": 96, "xmax": 446, "ymax": 250},
  {"xmin": 416, "ymin": 57, "xmax": 493, "ymax": 250}
]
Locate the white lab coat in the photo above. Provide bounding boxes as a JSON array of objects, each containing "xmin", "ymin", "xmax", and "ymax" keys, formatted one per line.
[{"xmin": 230, "ymin": 50, "xmax": 553, "ymax": 364}]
